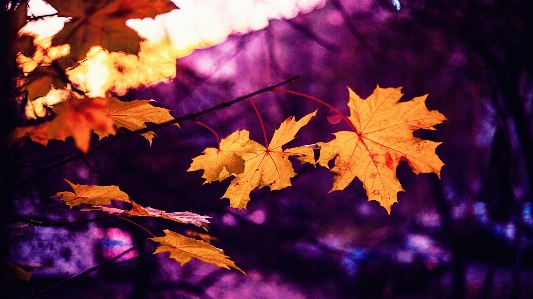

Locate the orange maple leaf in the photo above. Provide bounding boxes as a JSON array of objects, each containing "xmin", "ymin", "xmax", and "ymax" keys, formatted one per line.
[
  {"xmin": 187, "ymin": 130, "xmax": 258, "ymax": 184},
  {"xmin": 46, "ymin": 0, "xmax": 178, "ymax": 69},
  {"xmin": 7, "ymin": 0, "xmax": 35, "ymax": 70},
  {"xmin": 316, "ymin": 86, "xmax": 446, "ymax": 213},
  {"xmin": 95, "ymin": 98, "xmax": 178, "ymax": 145},
  {"xmin": 55, "ymin": 180, "xmax": 131, "ymax": 208},
  {"xmin": 222, "ymin": 110, "xmax": 317, "ymax": 209},
  {"xmin": 24, "ymin": 66, "xmax": 66, "ymax": 101},
  {"xmin": 150, "ymin": 229, "xmax": 244, "ymax": 273},
  {"xmin": 10, "ymin": 94, "xmax": 115, "ymax": 152}
]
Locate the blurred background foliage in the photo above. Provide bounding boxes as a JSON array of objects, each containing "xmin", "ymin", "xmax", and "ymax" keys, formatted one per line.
[{"xmin": 2, "ymin": 0, "xmax": 533, "ymax": 298}]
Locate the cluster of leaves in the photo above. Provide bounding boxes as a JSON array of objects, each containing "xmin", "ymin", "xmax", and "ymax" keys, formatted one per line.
[
  {"xmin": 188, "ymin": 87, "xmax": 446, "ymax": 213},
  {"xmin": 55, "ymin": 180, "xmax": 243, "ymax": 272},
  {"xmin": 5, "ymin": 0, "xmax": 446, "ymax": 274},
  {"xmin": 8, "ymin": 0, "xmax": 179, "ymax": 152}
]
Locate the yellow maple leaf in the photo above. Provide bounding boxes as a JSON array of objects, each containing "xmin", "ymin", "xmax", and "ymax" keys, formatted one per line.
[
  {"xmin": 46, "ymin": 0, "xmax": 178, "ymax": 69},
  {"xmin": 187, "ymin": 130, "xmax": 258, "ymax": 183},
  {"xmin": 222, "ymin": 110, "xmax": 317, "ymax": 209},
  {"xmin": 95, "ymin": 98, "xmax": 178, "ymax": 145},
  {"xmin": 317, "ymin": 86, "xmax": 447, "ymax": 213},
  {"xmin": 55, "ymin": 180, "xmax": 131, "ymax": 208},
  {"xmin": 150, "ymin": 229, "xmax": 244, "ymax": 273},
  {"xmin": 9, "ymin": 94, "xmax": 115, "ymax": 153}
]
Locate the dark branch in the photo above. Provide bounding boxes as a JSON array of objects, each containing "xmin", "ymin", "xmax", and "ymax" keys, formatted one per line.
[
  {"xmin": 1, "ymin": 211, "xmax": 114, "ymax": 227},
  {"xmin": 7, "ymin": 75, "xmax": 300, "ymax": 191},
  {"xmin": 28, "ymin": 13, "xmax": 58, "ymax": 21},
  {"xmin": 18, "ymin": 247, "xmax": 137, "ymax": 299},
  {"xmin": 285, "ymin": 19, "xmax": 340, "ymax": 52}
]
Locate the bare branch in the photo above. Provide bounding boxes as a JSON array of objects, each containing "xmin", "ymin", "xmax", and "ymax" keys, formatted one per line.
[
  {"xmin": 1, "ymin": 211, "xmax": 114, "ymax": 227},
  {"xmin": 18, "ymin": 246, "xmax": 137, "ymax": 299}
]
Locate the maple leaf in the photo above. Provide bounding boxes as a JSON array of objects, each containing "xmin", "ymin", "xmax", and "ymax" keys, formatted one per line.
[
  {"xmin": 6, "ymin": 1, "xmax": 36, "ymax": 70},
  {"xmin": 150, "ymin": 229, "xmax": 244, "ymax": 273},
  {"xmin": 24, "ymin": 66, "xmax": 66, "ymax": 101},
  {"xmin": 95, "ymin": 98, "xmax": 178, "ymax": 144},
  {"xmin": 222, "ymin": 111, "xmax": 317, "ymax": 209},
  {"xmin": 316, "ymin": 86, "xmax": 446, "ymax": 213},
  {"xmin": 83, "ymin": 203, "xmax": 210, "ymax": 228},
  {"xmin": 186, "ymin": 231, "xmax": 218, "ymax": 243},
  {"xmin": 129, "ymin": 206, "xmax": 210, "ymax": 228},
  {"xmin": 187, "ymin": 130, "xmax": 258, "ymax": 183},
  {"xmin": 55, "ymin": 180, "xmax": 131, "ymax": 208},
  {"xmin": 46, "ymin": 0, "xmax": 178, "ymax": 69},
  {"xmin": 10, "ymin": 93, "xmax": 115, "ymax": 152}
]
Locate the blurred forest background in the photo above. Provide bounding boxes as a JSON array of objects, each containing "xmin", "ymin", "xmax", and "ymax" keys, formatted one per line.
[{"xmin": 2, "ymin": 0, "xmax": 533, "ymax": 298}]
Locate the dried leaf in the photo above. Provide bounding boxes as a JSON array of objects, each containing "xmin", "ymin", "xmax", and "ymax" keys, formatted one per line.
[
  {"xmin": 135, "ymin": 206, "xmax": 210, "ymax": 228},
  {"xmin": 82, "ymin": 203, "xmax": 210, "ymax": 229},
  {"xmin": 316, "ymin": 86, "xmax": 446, "ymax": 213},
  {"xmin": 150, "ymin": 229, "xmax": 244, "ymax": 273}
]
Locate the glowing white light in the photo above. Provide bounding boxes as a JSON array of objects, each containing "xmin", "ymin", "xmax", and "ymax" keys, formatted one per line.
[
  {"xmin": 20, "ymin": 0, "xmax": 326, "ymax": 112},
  {"xmin": 127, "ymin": 0, "xmax": 326, "ymax": 55},
  {"xmin": 391, "ymin": 0, "xmax": 401, "ymax": 11}
]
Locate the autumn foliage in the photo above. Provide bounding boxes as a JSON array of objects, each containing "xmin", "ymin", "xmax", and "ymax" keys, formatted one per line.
[{"xmin": 5, "ymin": 0, "xmax": 446, "ymax": 276}]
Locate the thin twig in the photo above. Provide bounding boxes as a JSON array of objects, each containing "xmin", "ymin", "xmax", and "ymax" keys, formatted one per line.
[
  {"xmin": 273, "ymin": 88, "xmax": 358, "ymax": 133},
  {"xmin": 1, "ymin": 211, "xmax": 114, "ymax": 227},
  {"xmin": 111, "ymin": 251, "xmax": 152, "ymax": 267},
  {"xmin": 330, "ymin": 0, "xmax": 378, "ymax": 61},
  {"xmin": 117, "ymin": 215, "xmax": 156, "ymax": 237},
  {"xmin": 18, "ymin": 247, "xmax": 137, "ymax": 299},
  {"xmin": 7, "ymin": 75, "xmax": 300, "ymax": 192},
  {"xmin": 28, "ymin": 13, "xmax": 59, "ymax": 21},
  {"xmin": 285, "ymin": 19, "xmax": 339, "ymax": 52},
  {"xmin": 82, "ymin": 155, "xmax": 112, "ymax": 175}
]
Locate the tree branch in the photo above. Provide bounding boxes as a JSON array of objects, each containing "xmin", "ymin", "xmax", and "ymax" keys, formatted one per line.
[
  {"xmin": 1, "ymin": 211, "xmax": 114, "ymax": 227},
  {"xmin": 7, "ymin": 75, "xmax": 300, "ymax": 192},
  {"xmin": 18, "ymin": 246, "xmax": 137, "ymax": 299}
]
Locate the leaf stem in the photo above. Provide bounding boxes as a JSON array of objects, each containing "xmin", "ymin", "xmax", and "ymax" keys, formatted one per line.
[
  {"xmin": 273, "ymin": 88, "xmax": 358, "ymax": 133},
  {"xmin": 247, "ymin": 98, "xmax": 269, "ymax": 149},
  {"xmin": 117, "ymin": 215, "xmax": 156, "ymax": 237},
  {"xmin": 193, "ymin": 119, "xmax": 221, "ymax": 147}
]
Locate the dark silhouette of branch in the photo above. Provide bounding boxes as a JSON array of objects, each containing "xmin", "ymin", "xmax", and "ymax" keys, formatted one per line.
[
  {"xmin": 28, "ymin": 13, "xmax": 58, "ymax": 21},
  {"xmin": 110, "ymin": 251, "xmax": 152, "ymax": 267},
  {"xmin": 1, "ymin": 211, "xmax": 114, "ymax": 227},
  {"xmin": 330, "ymin": 0, "xmax": 378, "ymax": 60},
  {"xmin": 81, "ymin": 155, "xmax": 112, "ymax": 175},
  {"xmin": 18, "ymin": 247, "xmax": 137, "ymax": 299},
  {"xmin": 285, "ymin": 19, "xmax": 339, "ymax": 52},
  {"xmin": 117, "ymin": 215, "xmax": 156, "ymax": 237},
  {"xmin": 6, "ymin": 75, "xmax": 300, "ymax": 192}
]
